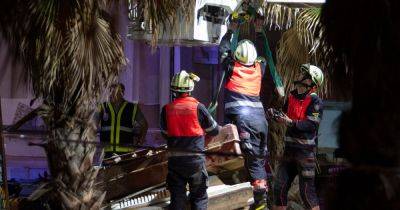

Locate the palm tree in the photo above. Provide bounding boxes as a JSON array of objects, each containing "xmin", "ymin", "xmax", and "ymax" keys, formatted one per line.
[
  {"xmin": 0, "ymin": 0, "xmax": 126, "ymax": 209},
  {"xmin": 320, "ymin": 0, "xmax": 400, "ymax": 209}
]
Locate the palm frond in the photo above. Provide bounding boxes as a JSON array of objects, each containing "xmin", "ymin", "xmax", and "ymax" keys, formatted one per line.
[
  {"xmin": 0, "ymin": 0, "xmax": 126, "ymax": 207},
  {"xmin": 264, "ymin": 3, "xmax": 301, "ymax": 30},
  {"xmin": 1, "ymin": 0, "xmax": 126, "ymax": 121},
  {"xmin": 143, "ymin": 0, "xmax": 195, "ymax": 46},
  {"xmin": 273, "ymin": 6, "xmax": 348, "ymax": 98},
  {"xmin": 295, "ymin": 8, "xmax": 321, "ymax": 48},
  {"xmin": 276, "ymin": 28, "xmax": 310, "ymax": 94}
]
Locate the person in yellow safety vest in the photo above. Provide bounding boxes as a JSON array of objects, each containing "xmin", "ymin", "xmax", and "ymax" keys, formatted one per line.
[{"xmin": 97, "ymin": 83, "xmax": 148, "ymax": 158}]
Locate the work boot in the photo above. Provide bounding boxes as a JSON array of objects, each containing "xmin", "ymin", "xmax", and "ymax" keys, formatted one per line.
[
  {"xmin": 250, "ymin": 204, "xmax": 269, "ymax": 210},
  {"xmin": 250, "ymin": 190, "xmax": 269, "ymax": 210},
  {"xmin": 251, "ymin": 179, "xmax": 269, "ymax": 210}
]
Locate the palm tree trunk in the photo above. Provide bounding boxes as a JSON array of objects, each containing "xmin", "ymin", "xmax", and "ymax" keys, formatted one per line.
[{"xmin": 28, "ymin": 114, "xmax": 104, "ymax": 210}]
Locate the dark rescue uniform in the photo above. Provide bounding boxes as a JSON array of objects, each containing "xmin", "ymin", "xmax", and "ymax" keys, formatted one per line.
[
  {"xmin": 220, "ymin": 31, "xmax": 269, "ymax": 183},
  {"xmin": 273, "ymin": 90, "xmax": 323, "ymax": 208},
  {"xmin": 161, "ymin": 96, "xmax": 219, "ymax": 210},
  {"xmin": 219, "ymin": 30, "xmax": 270, "ymax": 208}
]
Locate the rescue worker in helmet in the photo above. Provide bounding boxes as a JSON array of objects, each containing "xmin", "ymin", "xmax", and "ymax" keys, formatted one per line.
[
  {"xmin": 219, "ymin": 19, "xmax": 270, "ymax": 209},
  {"xmin": 97, "ymin": 83, "xmax": 148, "ymax": 159},
  {"xmin": 160, "ymin": 70, "xmax": 220, "ymax": 210},
  {"xmin": 270, "ymin": 64, "xmax": 324, "ymax": 210}
]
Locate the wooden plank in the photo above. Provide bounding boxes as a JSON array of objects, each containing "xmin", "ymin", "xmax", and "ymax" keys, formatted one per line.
[
  {"xmin": 205, "ymin": 124, "xmax": 243, "ymax": 174},
  {"xmin": 96, "ymin": 150, "xmax": 168, "ymax": 201},
  {"xmin": 207, "ymin": 183, "xmax": 253, "ymax": 210}
]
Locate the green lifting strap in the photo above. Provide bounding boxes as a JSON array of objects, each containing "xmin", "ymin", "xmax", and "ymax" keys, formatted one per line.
[
  {"xmin": 230, "ymin": 29, "xmax": 240, "ymax": 52},
  {"xmin": 261, "ymin": 30, "xmax": 285, "ymax": 97}
]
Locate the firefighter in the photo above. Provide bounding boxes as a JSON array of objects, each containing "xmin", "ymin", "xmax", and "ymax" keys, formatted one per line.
[
  {"xmin": 271, "ymin": 64, "xmax": 324, "ymax": 210},
  {"xmin": 160, "ymin": 70, "xmax": 220, "ymax": 210},
  {"xmin": 219, "ymin": 20, "xmax": 270, "ymax": 209},
  {"xmin": 98, "ymin": 83, "xmax": 148, "ymax": 158}
]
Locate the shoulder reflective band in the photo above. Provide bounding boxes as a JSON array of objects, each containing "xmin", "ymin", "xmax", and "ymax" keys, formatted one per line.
[
  {"xmin": 115, "ymin": 101, "xmax": 128, "ymax": 146},
  {"xmin": 132, "ymin": 103, "xmax": 138, "ymax": 125},
  {"xmin": 107, "ymin": 102, "xmax": 116, "ymax": 147}
]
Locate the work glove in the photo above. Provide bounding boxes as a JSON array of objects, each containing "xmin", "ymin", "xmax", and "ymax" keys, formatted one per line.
[
  {"xmin": 276, "ymin": 113, "xmax": 294, "ymax": 126},
  {"xmin": 266, "ymin": 108, "xmax": 275, "ymax": 120},
  {"xmin": 255, "ymin": 56, "xmax": 266, "ymax": 64}
]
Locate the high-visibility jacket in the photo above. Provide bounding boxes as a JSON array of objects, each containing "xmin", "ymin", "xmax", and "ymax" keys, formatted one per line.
[
  {"xmin": 225, "ymin": 61, "xmax": 262, "ymax": 97},
  {"xmin": 161, "ymin": 96, "xmax": 219, "ymax": 159},
  {"xmin": 100, "ymin": 101, "xmax": 138, "ymax": 153},
  {"xmin": 165, "ymin": 97, "xmax": 204, "ymax": 137},
  {"xmin": 287, "ymin": 94, "xmax": 313, "ymax": 121},
  {"xmin": 284, "ymin": 91, "xmax": 323, "ymax": 147}
]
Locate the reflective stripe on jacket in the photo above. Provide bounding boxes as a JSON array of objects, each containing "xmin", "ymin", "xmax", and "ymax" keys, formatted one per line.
[
  {"xmin": 100, "ymin": 101, "xmax": 138, "ymax": 152},
  {"xmin": 225, "ymin": 61, "xmax": 262, "ymax": 97}
]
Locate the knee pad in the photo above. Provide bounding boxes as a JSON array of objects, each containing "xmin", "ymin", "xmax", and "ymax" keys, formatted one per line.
[
  {"xmin": 239, "ymin": 131, "xmax": 253, "ymax": 154},
  {"xmin": 252, "ymin": 179, "xmax": 268, "ymax": 191}
]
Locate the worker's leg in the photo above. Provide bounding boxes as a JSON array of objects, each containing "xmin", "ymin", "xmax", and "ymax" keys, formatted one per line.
[
  {"xmin": 297, "ymin": 149, "xmax": 320, "ymax": 210},
  {"xmin": 253, "ymin": 115, "xmax": 270, "ymax": 209},
  {"xmin": 272, "ymin": 148, "xmax": 297, "ymax": 210},
  {"xmin": 167, "ymin": 162, "xmax": 189, "ymax": 210},
  {"xmin": 188, "ymin": 163, "xmax": 209, "ymax": 210},
  {"xmin": 236, "ymin": 113, "xmax": 269, "ymax": 209}
]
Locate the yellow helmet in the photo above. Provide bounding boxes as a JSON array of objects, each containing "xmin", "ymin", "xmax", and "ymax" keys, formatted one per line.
[
  {"xmin": 171, "ymin": 70, "xmax": 200, "ymax": 92},
  {"xmin": 234, "ymin": 39, "xmax": 258, "ymax": 65}
]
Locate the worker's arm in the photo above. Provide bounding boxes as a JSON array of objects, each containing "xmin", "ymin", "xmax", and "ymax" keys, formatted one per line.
[
  {"xmin": 219, "ymin": 27, "xmax": 234, "ymax": 62},
  {"xmin": 291, "ymin": 96, "xmax": 323, "ymax": 132},
  {"xmin": 160, "ymin": 106, "xmax": 169, "ymax": 139},
  {"xmin": 133, "ymin": 105, "xmax": 148, "ymax": 145},
  {"xmin": 197, "ymin": 103, "xmax": 220, "ymax": 136},
  {"xmin": 219, "ymin": 22, "xmax": 238, "ymax": 72}
]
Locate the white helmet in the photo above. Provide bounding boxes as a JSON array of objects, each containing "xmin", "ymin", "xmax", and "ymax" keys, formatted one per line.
[
  {"xmin": 301, "ymin": 64, "xmax": 324, "ymax": 87},
  {"xmin": 170, "ymin": 70, "xmax": 200, "ymax": 92},
  {"xmin": 234, "ymin": 39, "xmax": 258, "ymax": 65}
]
